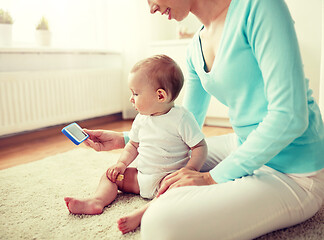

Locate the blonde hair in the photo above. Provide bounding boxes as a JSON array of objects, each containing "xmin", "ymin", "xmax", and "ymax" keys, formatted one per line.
[{"xmin": 130, "ymin": 54, "xmax": 184, "ymax": 102}]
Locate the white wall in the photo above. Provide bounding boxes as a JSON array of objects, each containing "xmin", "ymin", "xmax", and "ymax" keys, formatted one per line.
[
  {"xmin": 285, "ymin": 0, "xmax": 322, "ymax": 102},
  {"xmin": 0, "ymin": 0, "xmax": 112, "ymax": 49},
  {"xmin": 320, "ymin": 1, "xmax": 324, "ymax": 116},
  {"xmin": 119, "ymin": 0, "xmax": 178, "ymax": 119},
  {"xmin": 118, "ymin": 0, "xmax": 151, "ymax": 119}
]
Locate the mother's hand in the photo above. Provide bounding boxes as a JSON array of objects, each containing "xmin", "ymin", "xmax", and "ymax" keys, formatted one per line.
[
  {"xmin": 83, "ymin": 129, "xmax": 125, "ymax": 152},
  {"xmin": 157, "ymin": 168, "xmax": 217, "ymax": 197}
]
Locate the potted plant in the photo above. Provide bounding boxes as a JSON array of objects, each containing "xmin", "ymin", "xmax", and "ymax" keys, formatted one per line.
[
  {"xmin": 35, "ymin": 16, "xmax": 51, "ymax": 46},
  {"xmin": 0, "ymin": 9, "xmax": 13, "ymax": 46}
]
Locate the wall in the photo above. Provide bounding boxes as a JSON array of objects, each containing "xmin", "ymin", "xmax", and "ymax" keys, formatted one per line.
[
  {"xmin": 0, "ymin": 48, "xmax": 121, "ymax": 72},
  {"xmin": 284, "ymin": 0, "xmax": 322, "ymax": 102},
  {"xmin": 118, "ymin": 0, "xmax": 151, "ymax": 119},
  {"xmin": 0, "ymin": 48, "xmax": 123, "ymax": 135},
  {"xmin": 320, "ymin": 1, "xmax": 324, "ymax": 115},
  {"xmin": 119, "ymin": 0, "xmax": 179, "ymax": 119},
  {"xmin": 0, "ymin": 0, "xmax": 112, "ymax": 49}
]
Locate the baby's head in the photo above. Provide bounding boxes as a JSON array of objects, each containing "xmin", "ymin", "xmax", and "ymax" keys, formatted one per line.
[
  {"xmin": 130, "ymin": 54, "xmax": 184, "ymax": 102},
  {"xmin": 128, "ymin": 55, "xmax": 184, "ymax": 116}
]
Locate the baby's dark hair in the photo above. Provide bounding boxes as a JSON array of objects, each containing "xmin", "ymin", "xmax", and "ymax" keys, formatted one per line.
[{"xmin": 130, "ymin": 54, "xmax": 184, "ymax": 102}]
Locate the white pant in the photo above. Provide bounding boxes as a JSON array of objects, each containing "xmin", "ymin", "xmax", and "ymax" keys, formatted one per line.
[{"xmin": 141, "ymin": 134, "xmax": 324, "ymax": 240}]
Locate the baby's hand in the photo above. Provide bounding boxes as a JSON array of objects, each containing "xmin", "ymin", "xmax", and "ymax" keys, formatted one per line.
[{"xmin": 106, "ymin": 162, "xmax": 126, "ymax": 182}]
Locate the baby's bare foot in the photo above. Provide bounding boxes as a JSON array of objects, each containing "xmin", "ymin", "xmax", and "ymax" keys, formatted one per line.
[
  {"xmin": 117, "ymin": 211, "xmax": 143, "ymax": 234},
  {"xmin": 64, "ymin": 197, "xmax": 103, "ymax": 215}
]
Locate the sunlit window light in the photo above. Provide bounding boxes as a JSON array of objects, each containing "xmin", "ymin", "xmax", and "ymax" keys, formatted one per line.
[{"xmin": 0, "ymin": 0, "xmax": 115, "ymax": 49}]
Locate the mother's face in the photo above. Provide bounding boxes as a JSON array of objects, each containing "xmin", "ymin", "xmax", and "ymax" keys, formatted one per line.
[{"xmin": 147, "ymin": 0, "xmax": 191, "ymax": 21}]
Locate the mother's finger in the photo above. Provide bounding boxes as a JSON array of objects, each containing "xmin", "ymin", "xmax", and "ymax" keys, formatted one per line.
[
  {"xmin": 166, "ymin": 179, "xmax": 188, "ymax": 191},
  {"xmin": 83, "ymin": 140, "xmax": 90, "ymax": 147},
  {"xmin": 157, "ymin": 171, "xmax": 182, "ymax": 197},
  {"xmin": 83, "ymin": 128, "xmax": 102, "ymax": 137},
  {"xmin": 156, "ymin": 183, "xmax": 169, "ymax": 198},
  {"xmin": 84, "ymin": 139, "xmax": 101, "ymax": 151},
  {"xmin": 162, "ymin": 170, "xmax": 179, "ymax": 182}
]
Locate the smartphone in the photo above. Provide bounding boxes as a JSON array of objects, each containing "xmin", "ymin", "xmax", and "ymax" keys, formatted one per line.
[{"xmin": 61, "ymin": 122, "xmax": 89, "ymax": 145}]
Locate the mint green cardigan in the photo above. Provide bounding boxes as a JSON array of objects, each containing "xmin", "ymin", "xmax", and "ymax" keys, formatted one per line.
[{"xmin": 183, "ymin": 0, "xmax": 324, "ymax": 183}]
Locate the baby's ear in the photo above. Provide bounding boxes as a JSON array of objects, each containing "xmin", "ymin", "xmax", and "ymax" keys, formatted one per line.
[{"xmin": 156, "ymin": 88, "xmax": 168, "ymax": 102}]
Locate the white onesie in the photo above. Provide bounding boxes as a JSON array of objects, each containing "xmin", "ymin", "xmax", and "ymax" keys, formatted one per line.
[{"xmin": 128, "ymin": 106, "xmax": 204, "ymax": 199}]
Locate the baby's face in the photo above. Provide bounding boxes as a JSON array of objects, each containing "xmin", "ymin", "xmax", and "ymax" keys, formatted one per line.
[{"xmin": 128, "ymin": 71, "xmax": 161, "ymax": 116}]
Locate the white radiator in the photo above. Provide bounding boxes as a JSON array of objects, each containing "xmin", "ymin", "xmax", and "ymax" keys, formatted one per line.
[{"xmin": 0, "ymin": 68, "xmax": 123, "ymax": 136}]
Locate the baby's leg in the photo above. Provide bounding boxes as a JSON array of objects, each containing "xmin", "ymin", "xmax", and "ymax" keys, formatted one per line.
[
  {"xmin": 117, "ymin": 200, "xmax": 153, "ymax": 234},
  {"xmin": 118, "ymin": 173, "xmax": 165, "ymax": 234},
  {"xmin": 64, "ymin": 167, "xmax": 139, "ymax": 215},
  {"xmin": 64, "ymin": 172, "xmax": 118, "ymax": 215}
]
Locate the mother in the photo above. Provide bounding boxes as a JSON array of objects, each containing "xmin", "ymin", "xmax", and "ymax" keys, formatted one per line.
[{"xmin": 85, "ymin": 0, "xmax": 324, "ymax": 239}]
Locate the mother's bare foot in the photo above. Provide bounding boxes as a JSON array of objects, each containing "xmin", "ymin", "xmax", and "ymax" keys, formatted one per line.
[{"xmin": 64, "ymin": 197, "xmax": 103, "ymax": 215}]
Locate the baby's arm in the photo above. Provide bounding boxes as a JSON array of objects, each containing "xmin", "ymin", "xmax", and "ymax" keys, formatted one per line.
[
  {"xmin": 184, "ymin": 139, "xmax": 208, "ymax": 171},
  {"xmin": 106, "ymin": 140, "xmax": 139, "ymax": 182}
]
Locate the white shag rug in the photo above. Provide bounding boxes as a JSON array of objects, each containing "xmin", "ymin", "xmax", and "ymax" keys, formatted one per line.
[{"xmin": 0, "ymin": 148, "xmax": 323, "ymax": 240}]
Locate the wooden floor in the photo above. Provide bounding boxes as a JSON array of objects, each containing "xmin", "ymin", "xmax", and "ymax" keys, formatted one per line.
[{"xmin": 0, "ymin": 117, "xmax": 233, "ymax": 170}]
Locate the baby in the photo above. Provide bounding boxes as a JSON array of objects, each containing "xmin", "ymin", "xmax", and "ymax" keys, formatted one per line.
[{"xmin": 64, "ymin": 54, "xmax": 207, "ymax": 234}]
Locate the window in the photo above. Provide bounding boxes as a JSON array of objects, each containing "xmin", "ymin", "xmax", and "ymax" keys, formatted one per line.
[{"xmin": 0, "ymin": 0, "xmax": 115, "ymax": 49}]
